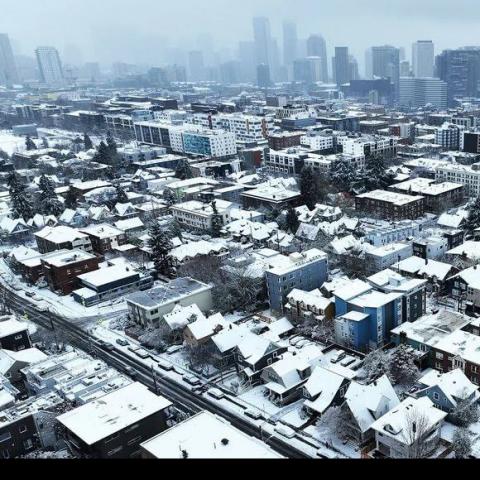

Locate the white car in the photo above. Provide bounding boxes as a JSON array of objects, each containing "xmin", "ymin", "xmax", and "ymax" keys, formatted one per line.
[
  {"xmin": 275, "ymin": 425, "xmax": 296, "ymax": 439},
  {"xmin": 207, "ymin": 388, "xmax": 225, "ymax": 400}
]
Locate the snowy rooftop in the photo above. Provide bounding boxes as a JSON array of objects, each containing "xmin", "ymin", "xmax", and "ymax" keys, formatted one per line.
[
  {"xmin": 447, "ymin": 241, "xmax": 480, "ymax": 261},
  {"xmin": 42, "ymin": 249, "xmax": 96, "ymax": 268},
  {"xmin": 265, "ymin": 249, "xmax": 327, "ymax": 276},
  {"xmin": 392, "ymin": 177, "xmax": 463, "ymax": 195},
  {"xmin": 140, "ymin": 411, "xmax": 282, "ymax": 459},
  {"xmin": 80, "ymin": 223, "xmax": 124, "ymax": 239},
  {"xmin": 57, "ymin": 383, "xmax": 172, "ymax": 446},
  {"xmin": 78, "ymin": 265, "xmax": 139, "ymax": 288},
  {"xmin": 391, "ymin": 310, "xmax": 471, "ymax": 347},
  {"xmin": 370, "ymin": 397, "xmax": 447, "ymax": 445},
  {"xmin": 35, "ymin": 225, "xmax": 88, "ymax": 244},
  {"xmin": 126, "ymin": 277, "xmax": 212, "ymax": 309},
  {"xmin": 0, "ymin": 318, "xmax": 29, "ymax": 339},
  {"xmin": 356, "ymin": 189, "xmax": 424, "ymax": 205},
  {"xmin": 453, "ymin": 266, "xmax": 480, "ymax": 290}
]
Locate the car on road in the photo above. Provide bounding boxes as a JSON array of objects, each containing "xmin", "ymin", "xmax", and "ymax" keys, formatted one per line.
[
  {"xmin": 102, "ymin": 343, "xmax": 115, "ymax": 352},
  {"xmin": 123, "ymin": 366, "xmax": 137, "ymax": 379},
  {"xmin": 207, "ymin": 388, "xmax": 225, "ymax": 400},
  {"xmin": 128, "ymin": 345, "xmax": 141, "ymax": 353},
  {"xmin": 244, "ymin": 409, "xmax": 263, "ymax": 421},
  {"xmin": 25, "ymin": 291, "xmax": 35, "ymax": 298},
  {"xmin": 135, "ymin": 349, "xmax": 151, "ymax": 360},
  {"xmin": 116, "ymin": 338, "xmax": 129, "ymax": 347},
  {"xmin": 275, "ymin": 425, "xmax": 296, "ymax": 439},
  {"xmin": 165, "ymin": 345, "xmax": 183, "ymax": 355},
  {"xmin": 157, "ymin": 359, "xmax": 174, "ymax": 371},
  {"xmin": 183, "ymin": 375, "xmax": 201, "ymax": 386}
]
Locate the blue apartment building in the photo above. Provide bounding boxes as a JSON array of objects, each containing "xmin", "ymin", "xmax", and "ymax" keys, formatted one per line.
[
  {"xmin": 265, "ymin": 249, "xmax": 328, "ymax": 313},
  {"xmin": 333, "ymin": 279, "xmax": 403, "ymax": 352}
]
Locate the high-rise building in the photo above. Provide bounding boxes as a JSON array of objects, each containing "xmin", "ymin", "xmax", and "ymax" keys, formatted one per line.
[
  {"xmin": 349, "ymin": 56, "xmax": 359, "ymax": 81},
  {"xmin": 412, "ymin": 40, "xmax": 434, "ymax": 78},
  {"xmin": 253, "ymin": 17, "xmax": 271, "ymax": 66},
  {"xmin": 257, "ymin": 64, "xmax": 271, "ymax": 88},
  {"xmin": 293, "ymin": 57, "xmax": 322, "ymax": 84},
  {"xmin": 333, "ymin": 47, "xmax": 350, "ymax": 87},
  {"xmin": 237, "ymin": 41, "xmax": 256, "ymax": 82},
  {"xmin": 35, "ymin": 46, "xmax": 64, "ymax": 85},
  {"xmin": 400, "ymin": 60, "xmax": 411, "ymax": 77},
  {"xmin": 0, "ymin": 33, "xmax": 19, "ymax": 86},
  {"xmin": 399, "ymin": 77, "xmax": 447, "ymax": 109},
  {"xmin": 306, "ymin": 35, "xmax": 328, "ymax": 82},
  {"xmin": 371, "ymin": 45, "xmax": 400, "ymax": 100},
  {"xmin": 436, "ymin": 48, "xmax": 480, "ymax": 105},
  {"xmin": 282, "ymin": 21, "xmax": 298, "ymax": 67},
  {"xmin": 188, "ymin": 50, "xmax": 205, "ymax": 81}
]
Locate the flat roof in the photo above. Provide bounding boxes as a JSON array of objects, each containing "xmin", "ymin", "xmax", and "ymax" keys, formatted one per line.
[
  {"xmin": 356, "ymin": 189, "xmax": 424, "ymax": 205},
  {"xmin": 57, "ymin": 383, "xmax": 172, "ymax": 446},
  {"xmin": 126, "ymin": 277, "xmax": 212, "ymax": 309},
  {"xmin": 140, "ymin": 411, "xmax": 282, "ymax": 459}
]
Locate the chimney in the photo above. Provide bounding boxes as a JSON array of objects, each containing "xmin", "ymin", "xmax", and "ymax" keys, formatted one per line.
[{"xmin": 412, "ymin": 422, "xmax": 417, "ymax": 434}]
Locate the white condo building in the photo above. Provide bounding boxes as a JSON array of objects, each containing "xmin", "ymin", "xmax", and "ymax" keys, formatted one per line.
[{"xmin": 35, "ymin": 46, "xmax": 64, "ymax": 85}]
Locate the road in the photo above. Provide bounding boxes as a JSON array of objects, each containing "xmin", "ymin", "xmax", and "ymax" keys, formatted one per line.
[{"xmin": 0, "ymin": 283, "xmax": 315, "ymax": 459}]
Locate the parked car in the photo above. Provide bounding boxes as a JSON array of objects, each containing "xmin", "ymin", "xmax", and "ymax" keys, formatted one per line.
[
  {"xmin": 124, "ymin": 366, "xmax": 137, "ymax": 379},
  {"xmin": 207, "ymin": 388, "xmax": 225, "ymax": 400},
  {"xmin": 102, "ymin": 343, "xmax": 115, "ymax": 352},
  {"xmin": 25, "ymin": 291, "xmax": 35, "ymax": 298},
  {"xmin": 184, "ymin": 375, "xmax": 201, "ymax": 386},
  {"xmin": 116, "ymin": 338, "xmax": 129, "ymax": 347},
  {"xmin": 244, "ymin": 409, "xmax": 264, "ymax": 421},
  {"xmin": 330, "ymin": 350, "xmax": 347, "ymax": 364},
  {"xmin": 165, "ymin": 345, "xmax": 183, "ymax": 355},
  {"xmin": 135, "ymin": 349, "xmax": 151, "ymax": 360},
  {"xmin": 275, "ymin": 425, "xmax": 296, "ymax": 439},
  {"xmin": 157, "ymin": 359, "xmax": 174, "ymax": 371}
]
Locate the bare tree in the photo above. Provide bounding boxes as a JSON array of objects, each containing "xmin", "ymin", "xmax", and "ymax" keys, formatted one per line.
[
  {"xmin": 317, "ymin": 405, "xmax": 351, "ymax": 441},
  {"xmin": 402, "ymin": 408, "xmax": 434, "ymax": 459}
]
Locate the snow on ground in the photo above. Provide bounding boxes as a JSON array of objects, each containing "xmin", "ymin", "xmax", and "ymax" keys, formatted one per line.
[
  {"xmin": 306, "ymin": 424, "xmax": 361, "ymax": 459},
  {"xmin": 0, "ymin": 130, "xmax": 29, "ymax": 155}
]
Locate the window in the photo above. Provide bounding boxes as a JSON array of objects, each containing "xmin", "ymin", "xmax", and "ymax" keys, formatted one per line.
[
  {"xmin": 23, "ymin": 439, "xmax": 34, "ymax": 450},
  {"xmin": 19, "ymin": 425, "xmax": 28, "ymax": 434},
  {"xmin": 14, "ymin": 334, "xmax": 23, "ymax": 340},
  {"xmin": 433, "ymin": 392, "xmax": 440, "ymax": 401}
]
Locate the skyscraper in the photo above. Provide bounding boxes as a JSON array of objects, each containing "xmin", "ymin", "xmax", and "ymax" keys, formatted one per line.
[
  {"xmin": 412, "ymin": 40, "xmax": 434, "ymax": 78},
  {"xmin": 436, "ymin": 47, "xmax": 480, "ymax": 105},
  {"xmin": 282, "ymin": 21, "xmax": 298, "ymax": 67},
  {"xmin": 371, "ymin": 45, "xmax": 400, "ymax": 100},
  {"xmin": 188, "ymin": 50, "xmax": 205, "ymax": 81},
  {"xmin": 307, "ymin": 35, "xmax": 328, "ymax": 82},
  {"xmin": 253, "ymin": 17, "xmax": 271, "ymax": 66},
  {"xmin": 0, "ymin": 33, "xmax": 19, "ymax": 86},
  {"xmin": 333, "ymin": 47, "xmax": 350, "ymax": 87},
  {"xmin": 257, "ymin": 63, "xmax": 271, "ymax": 88},
  {"xmin": 399, "ymin": 77, "xmax": 447, "ymax": 109},
  {"xmin": 35, "ymin": 46, "xmax": 64, "ymax": 85}
]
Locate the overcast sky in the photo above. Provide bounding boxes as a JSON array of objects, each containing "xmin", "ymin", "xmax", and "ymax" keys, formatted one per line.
[{"xmin": 1, "ymin": 0, "xmax": 480, "ymax": 69}]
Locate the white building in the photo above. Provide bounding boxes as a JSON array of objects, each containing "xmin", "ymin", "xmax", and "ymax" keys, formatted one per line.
[
  {"xmin": 399, "ymin": 77, "xmax": 447, "ymax": 109},
  {"xmin": 412, "ymin": 41, "xmax": 434, "ymax": 78},
  {"xmin": 35, "ymin": 47, "xmax": 64, "ymax": 85},
  {"xmin": 435, "ymin": 123, "xmax": 463, "ymax": 150},
  {"xmin": 435, "ymin": 162, "xmax": 480, "ymax": 196},
  {"xmin": 365, "ymin": 242, "xmax": 414, "ymax": 273},
  {"xmin": 171, "ymin": 199, "xmax": 234, "ymax": 231}
]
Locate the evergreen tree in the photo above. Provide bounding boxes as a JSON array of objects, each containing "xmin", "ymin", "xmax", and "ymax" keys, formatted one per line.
[
  {"xmin": 285, "ymin": 206, "xmax": 300, "ymax": 234},
  {"xmin": 389, "ymin": 344, "xmax": 420, "ymax": 386},
  {"xmin": 452, "ymin": 428, "xmax": 472, "ymax": 459},
  {"xmin": 38, "ymin": 174, "xmax": 64, "ymax": 216},
  {"xmin": 83, "ymin": 133, "xmax": 93, "ymax": 150},
  {"xmin": 175, "ymin": 159, "xmax": 193, "ymax": 180},
  {"xmin": 466, "ymin": 197, "xmax": 480, "ymax": 233},
  {"xmin": 162, "ymin": 188, "xmax": 176, "ymax": 207},
  {"xmin": 0, "ymin": 149, "xmax": 9, "ymax": 161},
  {"xmin": 94, "ymin": 141, "xmax": 110, "ymax": 165},
  {"xmin": 330, "ymin": 161, "xmax": 357, "ymax": 193},
  {"xmin": 25, "ymin": 136, "xmax": 37, "ymax": 151},
  {"xmin": 7, "ymin": 171, "xmax": 34, "ymax": 221},
  {"xmin": 64, "ymin": 189, "xmax": 78, "ymax": 210},
  {"xmin": 148, "ymin": 222, "xmax": 175, "ymax": 277},
  {"xmin": 106, "ymin": 131, "xmax": 119, "ymax": 167},
  {"xmin": 115, "ymin": 184, "xmax": 129, "ymax": 204},
  {"xmin": 299, "ymin": 166, "xmax": 318, "ymax": 211},
  {"xmin": 210, "ymin": 201, "xmax": 224, "ymax": 237}
]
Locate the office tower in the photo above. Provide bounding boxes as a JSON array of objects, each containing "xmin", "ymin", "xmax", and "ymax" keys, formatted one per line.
[
  {"xmin": 436, "ymin": 48, "xmax": 480, "ymax": 105},
  {"xmin": 35, "ymin": 46, "xmax": 64, "ymax": 85},
  {"xmin": 257, "ymin": 63, "xmax": 271, "ymax": 88},
  {"xmin": 412, "ymin": 40, "xmax": 434, "ymax": 78},
  {"xmin": 293, "ymin": 57, "xmax": 322, "ymax": 84},
  {"xmin": 399, "ymin": 47, "xmax": 406, "ymax": 62},
  {"xmin": 333, "ymin": 47, "xmax": 350, "ymax": 87},
  {"xmin": 82, "ymin": 62, "xmax": 101, "ymax": 82},
  {"xmin": 365, "ymin": 48, "xmax": 373, "ymax": 79},
  {"xmin": 349, "ymin": 56, "xmax": 359, "ymax": 81},
  {"xmin": 253, "ymin": 17, "xmax": 271, "ymax": 66},
  {"xmin": 0, "ymin": 33, "xmax": 19, "ymax": 86},
  {"xmin": 400, "ymin": 60, "xmax": 411, "ymax": 77},
  {"xmin": 399, "ymin": 77, "xmax": 447, "ymax": 109},
  {"xmin": 371, "ymin": 45, "xmax": 400, "ymax": 100},
  {"xmin": 306, "ymin": 35, "xmax": 328, "ymax": 82},
  {"xmin": 220, "ymin": 61, "xmax": 241, "ymax": 84},
  {"xmin": 237, "ymin": 41, "xmax": 256, "ymax": 82},
  {"xmin": 188, "ymin": 50, "xmax": 205, "ymax": 81},
  {"xmin": 283, "ymin": 21, "xmax": 298, "ymax": 67}
]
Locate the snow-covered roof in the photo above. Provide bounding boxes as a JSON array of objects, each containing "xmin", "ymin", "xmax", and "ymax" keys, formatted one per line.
[
  {"xmin": 163, "ymin": 304, "xmax": 206, "ymax": 331},
  {"xmin": 8, "ymin": 246, "xmax": 39, "ymax": 262},
  {"xmin": 114, "ymin": 217, "xmax": 145, "ymax": 232},
  {"xmin": 287, "ymin": 288, "xmax": 333, "ymax": 311},
  {"xmin": 345, "ymin": 375, "xmax": 400, "ymax": 433},
  {"xmin": 140, "ymin": 411, "xmax": 282, "ymax": 459},
  {"xmin": 35, "ymin": 225, "xmax": 87, "ymax": 244},
  {"xmin": 333, "ymin": 279, "xmax": 372, "ymax": 302},
  {"xmin": 171, "ymin": 240, "xmax": 226, "ymax": 263},
  {"xmin": 77, "ymin": 265, "xmax": 139, "ymax": 288},
  {"xmin": 370, "ymin": 397, "xmax": 447, "ymax": 445},
  {"xmin": 447, "ymin": 241, "xmax": 480, "ymax": 261},
  {"xmin": 303, "ymin": 366, "xmax": 347, "ymax": 414},
  {"xmin": 0, "ymin": 318, "xmax": 29, "ymax": 339},
  {"xmin": 0, "ymin": 217, "xmax": 29, "ymax": 234},
  {"xmin": 186, "ymin": 313, "xmax": 228, "ymax": 341},
  {"xmin": 453, "ymin": 266, "xmax": 480, "ymax": 290},
  {"xmin": 437, "ymin": 210, "xmax": 468, "ymax": 229},
  {"xmin": 57, "ymin": 383, "xmax": 172, "ymax": 446},
  {"xmin": 80, "ymin": 223, "xmax": 124, "ymax": 239},
  {"xmin": 393, "ymin": 256, "xmax": 454, "ymax": 282},
  {"xmin": 418, "ymin": 369, "xmax": 479, "ymax": 406}
]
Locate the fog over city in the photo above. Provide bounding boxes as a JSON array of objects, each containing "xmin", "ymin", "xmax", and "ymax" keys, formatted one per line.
[{"xmin": 1, "ymin": 0, "xmax": 480, "ymax": 71}]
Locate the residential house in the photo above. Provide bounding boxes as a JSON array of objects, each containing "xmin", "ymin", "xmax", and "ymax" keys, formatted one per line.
[
  {"xmin": 0, "ymin": 317, "xmax": 32, "ymax": 352},
  {"xmin": 34, "ymin": 226, "xmax": 93, "ymax": 254},
  {"xmin": 80, "ymin": 224, "xmax": 127, "ymax": 255},
  {"xmin": 284, "ymin": 288, "xmax": 335, "ymax": 323}
]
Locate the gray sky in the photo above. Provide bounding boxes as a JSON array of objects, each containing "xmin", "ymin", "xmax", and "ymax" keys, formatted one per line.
[{"xmin": 1, "ymin": 0, "xmax": 480, "ymax": 69}]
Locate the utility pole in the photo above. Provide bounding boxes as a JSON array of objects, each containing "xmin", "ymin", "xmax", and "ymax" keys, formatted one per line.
[{"xmin": 151, "ymin": 364, "xmax": 159, "ymax": 394}]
